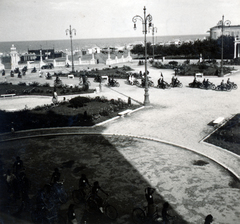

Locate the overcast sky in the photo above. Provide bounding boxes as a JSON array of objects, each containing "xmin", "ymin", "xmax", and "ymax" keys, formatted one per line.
[{"xmin": 0, "ymin": 0, "xmax": 239, "ymax": 42}]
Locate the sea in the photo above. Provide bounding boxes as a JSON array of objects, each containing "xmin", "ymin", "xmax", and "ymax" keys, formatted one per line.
[{"xmin": 0, "ymin": 34, "xmax": 208, "ymax": 55}]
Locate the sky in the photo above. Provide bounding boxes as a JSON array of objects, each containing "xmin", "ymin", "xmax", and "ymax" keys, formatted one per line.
[{"xmin": 0, "ymin": 0, "xmax": 239, "ymax": 42}]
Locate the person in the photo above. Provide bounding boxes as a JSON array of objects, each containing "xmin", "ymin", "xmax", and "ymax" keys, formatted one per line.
[
  {"xmin": 13, "ymin": 156, "xmax": 24, "ymax": 176},
  {"xmin": 18, "ymin": 172, "xmax": 30, "ymax": 210},
  {"xmin": 205, "ymin": 79, "xmax": 210, "ymax": 88},
  {"xmin": 171, "ymin": 74, "xmax": 176, "ymax": 86},
  {"xmin": 50, "ymin": 168, "xmax": 61, "ymax": 184},
  {"xmin": 68, "ymin": 204, "xmax": 77, "ymax": 224},
  {"xmin": 145, "ymin": 187, "xmax": 155, "ymax": 217},
  {"xmin": 227, "ymin": 78, "xmax": 233, "ymax": 85},
  {"xmin": 79, "ymin": 174, "xmax": 91, "ymax": 196},
  {"xmin": 162, "ymin": 202, "xmax": 172, "ymax": 224},
  {"xmin": 91, "ymin": 181, "xmax": 108, "ymax": 213},
  {"xmin": 157, "ymin": 78, "xmax": 161, "ymax": 87},
  {"xmin": 193, "ymin": 76, "xmax": 197, "ymax": 84},
  {"xmin": 204, "ymin": 214, "xmax": 213, "ymax": 224},
  {"xmin": 2, "ymin": 69, "xmax": 5, "ymax": 76},
  {"xmin": 3, "ymin": 169, "xmax": 17, "ymax": 193},
  {"xmin": 220, "ymin": 79, "xmax": 225, "ymax": 87}
]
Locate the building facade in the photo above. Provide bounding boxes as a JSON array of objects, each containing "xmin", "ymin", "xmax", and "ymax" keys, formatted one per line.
[{"xmin": 209, "ymin": 25, "xmax": 240, "ymax": 40}]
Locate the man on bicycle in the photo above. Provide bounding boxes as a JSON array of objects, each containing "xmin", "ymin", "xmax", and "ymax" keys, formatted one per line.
[
  {"xmin": 91, "ymin": 181, "xmax": 108, "ymax": 213},
  {"xmin": 50, "ymin": 168, "xmax": 61, "ymax": 184},
  {"xmin": 13, "ymin": 156, "xmax": 24, "ymax": 177},
  {"xmin": 79, "ymin": 174, "xmax": 91, "ymax": 196},
  {"xmin": 145, "ymin": 187, "xmax": 156, "ymax": 217}
]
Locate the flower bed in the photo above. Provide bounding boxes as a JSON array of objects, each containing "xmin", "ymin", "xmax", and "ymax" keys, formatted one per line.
[{"xmin": 0, "ymin": 96, "xmax": 140, "ymax": 133}]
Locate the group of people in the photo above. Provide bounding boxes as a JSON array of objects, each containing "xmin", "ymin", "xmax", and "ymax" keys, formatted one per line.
[
  {"xmin": 68, "ymin": 174, "xmax": 109, "ymax": 224},
  {"xmin": 108, "ymin": 75, "xmax": 117, "ymax": 86},
  {"xmin": 3, "ymin": 156, "xmax": 30, "ymax": 213},
  {"xmin": 145, "ymin": 186, "xmax": 213, "ymax": 224}
]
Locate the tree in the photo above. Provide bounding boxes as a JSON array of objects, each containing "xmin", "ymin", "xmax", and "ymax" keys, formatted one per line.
[{"xmin": 130, "ymin": 44, "xmax": 144, "ymax": 57}]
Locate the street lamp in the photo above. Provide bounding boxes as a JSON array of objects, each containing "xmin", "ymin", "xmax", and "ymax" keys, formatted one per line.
[
  {"xmin": 217, "ymin": 15, "xmax": 231, "ymax": 76},
  {"xmin": 132, "ymin": 6, "xmax": 153, "ymax": 106},
  {"xmin": 66, "ymin": 25, "xmax": 76, "ymax": 73},
  {"xmin": 151, "ymin": 24, "xmax": 157, "ymax": 61}
]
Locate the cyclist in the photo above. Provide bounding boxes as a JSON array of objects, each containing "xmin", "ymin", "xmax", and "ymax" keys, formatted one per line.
[
  {"xmin": 145, "ymin": 187, "xmax": 156, "ymax": 217},
  {"xmin": 68, "ymin": 204, "xmax": 77, "ymax": 224},
  {"xmin": 13, "ymin": 156, "xmax": 24, "ymax": 176},
  {"xmin": 79, "ymin": 174, "xmax": 91, "ymax": 196},
  {"xmin": 162, "ymin": 202, "xmax": 172, "ymax": 224},
  {"xmin": 91, "ymin": 181, "xmax": 108, "ymax": 213},
  {"xmin": 50, "ymin": 168, "xmax": 61, "ymax": 184}
]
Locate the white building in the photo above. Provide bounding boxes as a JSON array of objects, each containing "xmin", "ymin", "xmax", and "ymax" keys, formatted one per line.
[{"xmin": 209, "ymin": 25, "xmax": 240, "ymax": 40}]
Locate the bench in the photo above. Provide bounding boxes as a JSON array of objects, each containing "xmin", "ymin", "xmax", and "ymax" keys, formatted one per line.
[
  {"xmin": 102, "ymin": 75, "xmax": 108, "ymax": 80},
  {"xmin": 68, "ymin": 74, "xmax": 74, "ymax": 79},
  {"xmin": 213, "ymin": 117, "xmax": 225, "ymax": 125},
  {"xmin": 118, "ymin": 109, "xmax": 133, "ymax": 117},
  {"xmin": 1, "ymin": 94, "xmax": 16, "ymax": 98}
]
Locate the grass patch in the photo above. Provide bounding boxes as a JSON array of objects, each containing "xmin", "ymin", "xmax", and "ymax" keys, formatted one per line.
[{"xmin": 204, "ymin": 113, "xmax": 240, "ymax": 156}]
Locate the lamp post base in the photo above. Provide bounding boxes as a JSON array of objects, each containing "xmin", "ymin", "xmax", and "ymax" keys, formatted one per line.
[{"xmin": 143, "ymin": 89, "xmax": 150, "ymax": 106}]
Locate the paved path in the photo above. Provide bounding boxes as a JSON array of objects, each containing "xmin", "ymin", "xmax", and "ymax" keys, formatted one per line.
[{"xmin": 0, "ymin": 62, "xmax": 240, "ymax": 223}]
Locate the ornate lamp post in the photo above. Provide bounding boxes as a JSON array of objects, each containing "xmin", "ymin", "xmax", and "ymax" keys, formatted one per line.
[
  {"xmin": 217, "ymin": 15, "xmax": 231, "ymax": 76},
  {"xmin": 132, "ymin": 6, "xmax": 153, "ymax": 106},
  {"xmin": 151, "ymin": 24, "xmax": 157, "ymax": 61},
  {"xmin": 66, "ymin": 25, "xmax": 76, "ymax": 73}
]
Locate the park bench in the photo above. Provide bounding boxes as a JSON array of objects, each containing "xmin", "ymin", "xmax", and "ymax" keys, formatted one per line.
[
  {"xmin": 213, "ymin": 117, "xmax": 225, "ymax": 125},
  {"xmin": 118, "ymin": 109, "xmax": 133, "ymax": 117},
  {"xmin": 102, "ymin": 75, "xmax": 108, "ymax": 80},
  {"xmin": 1, "ymin": 94, "xmax": 16, "ymax": 98},
  {"xmin": 68, "ymin": 74, "xmax": 74, "ymax": 79}
]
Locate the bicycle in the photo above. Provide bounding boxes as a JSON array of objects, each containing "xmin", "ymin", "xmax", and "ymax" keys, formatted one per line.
[
  {"xmin": 51, "ymin": 181, "xmax": 68, "ymax": 204},
  {"xmin": 72, "ymin": 185, "xmax": 91, "ymax": 204},
  {"xmin": 132, "ymin": 204, "xmax": 179, "ymax": 224},
  {"xmin": 132, "ymin": 205, "xmax": 161, "ymax": 224},
  {"xmin": 85, "ymin": 194, "xmax": 118, "ymax": 220}
]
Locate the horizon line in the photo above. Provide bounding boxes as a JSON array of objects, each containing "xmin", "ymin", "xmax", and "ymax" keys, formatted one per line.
[{"xmin": 0, "ymin": 34, "xmax": 209, "ymax": 43}]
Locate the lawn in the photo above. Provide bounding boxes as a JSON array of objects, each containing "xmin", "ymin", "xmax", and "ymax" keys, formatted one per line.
[{"xmin": 204, "ymin": 113, "xmax": 240, "ymax": 156}]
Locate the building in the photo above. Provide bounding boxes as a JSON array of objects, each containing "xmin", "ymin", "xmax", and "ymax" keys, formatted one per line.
[
  {"xmin": 209, "ymin": 25, "xmax": 240, "ymax": 59},
  {"xmin": 209, "ymin": 25, "xmax": 240, "ymax": 40}
]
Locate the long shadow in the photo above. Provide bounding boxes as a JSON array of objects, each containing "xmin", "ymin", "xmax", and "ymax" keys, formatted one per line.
[{"xmin": 0, "ymin": 133, "xmax": 188, "ymax": 224}]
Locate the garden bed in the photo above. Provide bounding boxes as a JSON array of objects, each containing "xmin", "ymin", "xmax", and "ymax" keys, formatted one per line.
[
  {"xmin": 204, "ymin": 113, "xmax": 240, "ymax": 156},
  {"xmin": 0, "ymin": 96, "xmax": 140, "ymax": 133},
  {"xmin": 0, "ymin": 82, "xmax": 94, "ymax": 96}
]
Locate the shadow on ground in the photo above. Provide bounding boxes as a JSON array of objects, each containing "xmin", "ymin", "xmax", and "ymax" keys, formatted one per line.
[{"xmin": 0, "ymin": 134, "xmax": 188, "ymax": 224}]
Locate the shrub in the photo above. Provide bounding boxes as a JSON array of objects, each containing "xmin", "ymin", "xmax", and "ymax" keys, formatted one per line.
[
  {"xmin": 42, "ymin": 82, "xmax": 50, "ymax": 87},
  {"xmin": 29, "ymin": 81, "xmax": 40, "ymax": 87},
  {"xmin": 168, "ymin": 61, "xmax": 178, "ymax": 66},
  {"xmin": 99, "ymin": 109, "xmax": 109, "ymax": 116},
  {"xmin": 69, "ymin": 96, "xmax": 91, "ymax": 108},
  {"xmin": 6, "ymin": 89, "xmax": 16, "ymax": 94},
  {"xmin": 18, "ymin": 82, "xmax": 27, "ymax": 86}
]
